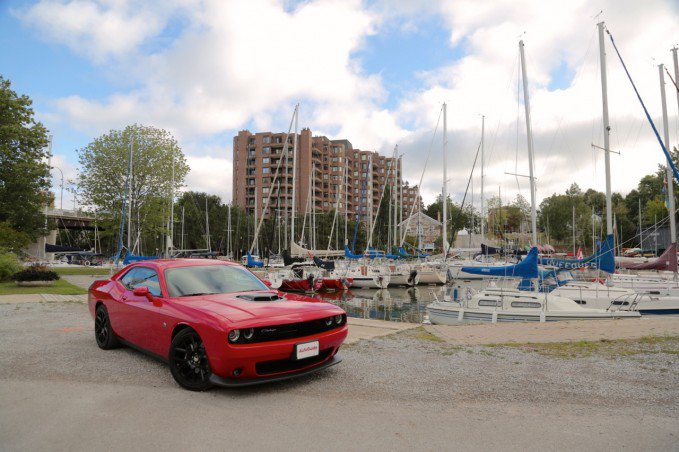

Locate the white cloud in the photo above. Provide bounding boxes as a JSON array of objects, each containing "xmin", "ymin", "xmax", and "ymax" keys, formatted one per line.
[
  {"xmin": 184, "ymin": 155, "xmax": 232, "ymax": 202},
  {"xmin": 15, "ymin": 0, "xmax": 191, "ymax": 61},
  {"xmin": 21, "ymin": 0, "xmax": 679, "ymax": 209}
]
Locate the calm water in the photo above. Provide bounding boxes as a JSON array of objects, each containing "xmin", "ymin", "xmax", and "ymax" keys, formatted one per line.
[{"xmin": 314, "ymin": 281, "xmax": 489, "ymax": 323}]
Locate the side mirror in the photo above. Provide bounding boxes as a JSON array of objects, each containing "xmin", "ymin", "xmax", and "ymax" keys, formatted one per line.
[
  {"xmin": 133, "ymin": 286, "xmax": 150, "ymax": 296},
  {"xmin": 262, "ymin": 279, "xmax": 272, "ymax": 287}
]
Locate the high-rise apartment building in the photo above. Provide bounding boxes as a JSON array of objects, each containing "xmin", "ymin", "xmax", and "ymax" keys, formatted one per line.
[{"xmin": 232, "ymin": 129, "xmax": 422, "ymax": 222}]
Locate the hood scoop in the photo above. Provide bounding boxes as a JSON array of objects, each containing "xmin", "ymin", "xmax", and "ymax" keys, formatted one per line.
[{"xmin": 236, "ymin": 292, "xmax": 284, "ymax": 302}]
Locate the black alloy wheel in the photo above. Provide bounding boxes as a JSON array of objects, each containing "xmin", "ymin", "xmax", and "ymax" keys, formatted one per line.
[
  {"xmin": 94, "ymin": 305, "xmax": 120, "ymax": 349},
  {"xmin": 169, "ymin": 329, "xmax": 213, "ymax": 391}
]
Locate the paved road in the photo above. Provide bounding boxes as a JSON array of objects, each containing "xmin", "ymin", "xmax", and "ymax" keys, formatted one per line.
[{"xmin": 1, "ymin": 302, "xmax": 677, "ymax": 451}]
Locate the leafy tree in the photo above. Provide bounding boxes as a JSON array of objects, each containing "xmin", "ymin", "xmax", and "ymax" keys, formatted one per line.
[
  {"xmin": 424, "ymin": 194, "xmax": 469, "ymax": 246},
  {"xmin": 77, "ymin": 124, "xmax": 189, "ymax": 255},
  {"xmin": 0, "ymin": 76, "xmax": 51, "ymax": 247}
]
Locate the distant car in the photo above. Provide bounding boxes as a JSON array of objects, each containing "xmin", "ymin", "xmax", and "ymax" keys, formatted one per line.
[{"xmin": 88, "ymin": 259, "xmax": 347, "ymax": 390}]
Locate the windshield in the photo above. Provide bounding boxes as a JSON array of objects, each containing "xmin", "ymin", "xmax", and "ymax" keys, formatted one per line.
[{"xmin": 164, "ymin": 265, "xmax": 268, "ymax": 297}]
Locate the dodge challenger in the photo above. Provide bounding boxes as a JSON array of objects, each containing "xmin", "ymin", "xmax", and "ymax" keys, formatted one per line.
[{"xmin": 88, "ymin": 259, "xmax": 347, "ymax": 390}]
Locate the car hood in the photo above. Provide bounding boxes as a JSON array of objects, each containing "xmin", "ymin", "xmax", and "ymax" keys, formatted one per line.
[{"xmin": 173, "ymin": 291, "xmax": 342, "ymax": 324}]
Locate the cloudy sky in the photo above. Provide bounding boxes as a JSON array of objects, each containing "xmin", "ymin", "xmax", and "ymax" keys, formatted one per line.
[{"xmin": 2, "ymin": 0, "xmax": 678, "ymax": 211}]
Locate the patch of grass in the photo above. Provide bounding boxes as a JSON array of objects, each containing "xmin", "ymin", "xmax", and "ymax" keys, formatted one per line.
[
  {"xmin": 52, "ymin": 267, "xmax": 112, "ymax": 276},
  {"xmin": 0, "ymin": 279, "xmax": 87, "ymax": 295},
  {"xmin": 482, "ymin": 336, "xmax": 679, "ymax": 359},
  {"xmin": 410, "ymin": 327, "xmax": 446, "ymax": 343}
]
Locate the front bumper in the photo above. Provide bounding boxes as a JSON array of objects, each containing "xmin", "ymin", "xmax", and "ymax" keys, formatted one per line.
[{"xmin": 208, "ymin": 354, "xmax": 342, "ymax": 387}]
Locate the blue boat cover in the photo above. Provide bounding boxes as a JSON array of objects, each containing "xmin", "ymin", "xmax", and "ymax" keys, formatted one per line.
[
  {"xmin": 461, "ymin": 247, "xmax": 538, "ymax": 279},
  {"xmin": 538, "ymin": 234, "xmax": 615, "ymax": 273},
  {"xmin": 123, "ymin": 254, "xmax": 157, "ymax": 265},
  {"xmin": 345, "ymin": 245, "xmax": 363, "ymax": 259},
  {"xmin": 246, "ymin": 251, "xmax": 264, "ymax": 268}
]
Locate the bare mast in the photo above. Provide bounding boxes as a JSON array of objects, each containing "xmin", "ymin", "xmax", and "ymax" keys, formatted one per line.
[
  {"xmin": 290, "ymin": 104, "xmax": 299, "ymax": 250},
  {"xmin": 519, "ymin": 40, "xmax": 538, "ymax": 246},
  {"xmin": 659, "ymin": 63, "xmax": 677, "ymax": 268},
  {"xmin": 598, "ymin": 22, "xmax": 614, "ymax": 237},
  {"xmin": 442, "ymin": 103, "xmax": 448, "ymax": 255}
]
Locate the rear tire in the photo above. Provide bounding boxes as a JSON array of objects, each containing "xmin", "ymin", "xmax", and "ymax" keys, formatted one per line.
[
  {"xmin": 94, "ymin": 305, "xmax": 120, "ymax": 349},
  {"xmin": 169, "ymin": 329, "xmax": 214, "ymax": 391}
]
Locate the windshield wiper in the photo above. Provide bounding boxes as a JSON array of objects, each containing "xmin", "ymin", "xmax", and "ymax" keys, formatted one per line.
[{"xmin": 180, "ymin": 292, "xmax": 217, "ymax": 297}]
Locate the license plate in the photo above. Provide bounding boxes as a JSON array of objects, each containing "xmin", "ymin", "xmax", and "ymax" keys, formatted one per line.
[{"xmin": 295, "ymin": 340, "xmax": 319, "ymax": 360}]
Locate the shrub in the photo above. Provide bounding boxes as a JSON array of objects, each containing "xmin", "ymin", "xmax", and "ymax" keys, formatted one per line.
[
  {"xmin": 0, "ymin": 252, "xmax": 22, "ymax": 282},
  {"xmin": 12, "ymin": 265, "xmax": 60, "ymax": 282}
]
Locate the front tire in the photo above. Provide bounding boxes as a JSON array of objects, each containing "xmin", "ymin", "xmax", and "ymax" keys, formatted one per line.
[
  {"xmin": 94, "ymin": 305, "xmax": 120, "ymax": 349},
  {"xmin": 169, "ymin": 329, "xmax": 213, "ymax": 391}
]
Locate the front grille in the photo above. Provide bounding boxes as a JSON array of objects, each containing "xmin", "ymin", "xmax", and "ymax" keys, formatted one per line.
[
  {"xmin": 256, "ymin": 349, "xmax": 333, "ymax": 375},
  {"xmin": 233, "ymin": 315, "xmax": 346, "ymax": 344}
]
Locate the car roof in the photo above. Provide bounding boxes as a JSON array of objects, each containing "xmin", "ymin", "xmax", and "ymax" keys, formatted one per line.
[{"xmin": 134, "ymin": 259, "xmax": 239, "ymax": 270}]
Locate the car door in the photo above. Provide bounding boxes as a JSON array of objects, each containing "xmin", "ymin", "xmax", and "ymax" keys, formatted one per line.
[{"xmin": 116, "ymin": 266, "xmax": 170, "ymax": 355}]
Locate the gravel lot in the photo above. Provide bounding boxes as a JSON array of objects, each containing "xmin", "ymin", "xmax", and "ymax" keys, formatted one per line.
[{"xmin": 1, "ymin": 301, "xmax": 677, "ymax": 451}]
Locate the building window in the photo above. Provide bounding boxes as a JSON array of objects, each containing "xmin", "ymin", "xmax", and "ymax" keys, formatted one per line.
[
  {"xmin": 361, "ymin": 155, "xmax": 366, "ymax": 161},
  {"xmin": 263, "ymin": 136, "xmax": 271, "ymax": 143},
  {"xmin": 262, "ymin": 157, "xmax": 270, "ymax": 164},
  {"xmin": 353, "ymin": 171, "xmax": 358, "ymax": 176},
  {"xmin": 263, "ymin": 168, "xmax": 270, "ymax": 174},
  {"xmin": 262, "ymin": 177, "xmax": 270, "ymax": 184},
  {"xmin": 262, "ymin": 187, "xmax": 269, "ymax": 194},
  {"xmin": 274, "ymin": 137, "xmax": 282, "ymax": 144},
  {"xmin": 263, "ymin": 147, "xmax": 270, "ymax": 154},
  {"xmin": 248, "ymin": 150, "xmax": 255, "ymax": 157},
  {"xmin": 248, "ymin": 179, "xmax": 255, "ymax": 185}
]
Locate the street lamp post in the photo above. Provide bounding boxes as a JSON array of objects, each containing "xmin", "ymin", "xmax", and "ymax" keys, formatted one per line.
[{"xmin": 51, "ymin": 166, "xmax": 64, "ymax": 210}]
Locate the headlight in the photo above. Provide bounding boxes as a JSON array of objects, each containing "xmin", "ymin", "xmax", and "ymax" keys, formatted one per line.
[
  {"xmin": 243, "ymin": 328, "xmax": 254, "ymax": 340},
  {"xmin": 228, "ymin": 329, "xmax": 240, "ymax": 343},
  {"xmin": 324, "ymin": 317, "xmax": 333, "ymax": 326},
  {"xmin": 335, "ymin": 315, "xmax": 343, "ymax": 324}
]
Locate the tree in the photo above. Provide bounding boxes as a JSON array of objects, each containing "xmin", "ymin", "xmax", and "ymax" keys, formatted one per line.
[
  {"xmin": 77, "ymin": 124, "xmax": 189, "ymax": 255},
  {"xmin": 424, "ymin": 194, "xmax": 469, "ymax": 247},
  {"xmin": 0, "ymin": 76, "xmax": 51, "ymax": 250}
]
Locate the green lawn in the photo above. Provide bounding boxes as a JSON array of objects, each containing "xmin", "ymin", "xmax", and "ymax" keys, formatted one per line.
[
  {"xmin": 52, "ymin": 267, "xmax": 114, "ymax": 276},
  {"xmin": 0, "ymin": 279, "xmax": 87, "ymax": 295}
]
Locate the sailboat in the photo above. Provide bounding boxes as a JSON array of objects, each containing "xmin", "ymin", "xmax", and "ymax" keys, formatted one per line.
[
  {"xmin": 427, "ymin": 40, "xmax": 640, "ymax": 323},
  {"xmin": 114, "ymin": 136, "xmax": 157, "ymax": 266}
]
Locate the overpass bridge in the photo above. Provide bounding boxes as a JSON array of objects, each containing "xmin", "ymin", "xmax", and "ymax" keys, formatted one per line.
[{"xmin": 26, "ymin": 208, "xmax": 99, "ymax": 259}]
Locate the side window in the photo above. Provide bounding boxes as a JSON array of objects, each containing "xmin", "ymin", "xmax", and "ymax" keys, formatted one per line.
[{"xmin": 120, "ymin": 267, "xmax": 162, "ymax": 297}]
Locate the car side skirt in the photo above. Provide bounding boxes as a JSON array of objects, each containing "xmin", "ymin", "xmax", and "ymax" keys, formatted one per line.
[{"xmin": 117, "ymin": 337, "xmax": 169, "ymax": 364}]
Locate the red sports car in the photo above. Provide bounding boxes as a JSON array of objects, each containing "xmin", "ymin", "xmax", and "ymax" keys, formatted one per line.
[{"xmin": 88, "ymin": 259, "xmax": 348, "ymax": 390}]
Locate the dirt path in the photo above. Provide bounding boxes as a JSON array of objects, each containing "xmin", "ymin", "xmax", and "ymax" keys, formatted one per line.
[{"xmin": 425, "ymin": 316, "xmax": 679, "ymax": 345}]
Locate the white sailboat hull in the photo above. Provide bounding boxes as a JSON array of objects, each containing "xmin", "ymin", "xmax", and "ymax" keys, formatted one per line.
[
  {"xmin": 349, "ymin": 275, "xmax": 390, "ymax": 289},
  {"xmin": 427, "ymin": 303, "xmax": 640, "ymax": 323}
]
